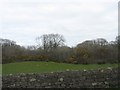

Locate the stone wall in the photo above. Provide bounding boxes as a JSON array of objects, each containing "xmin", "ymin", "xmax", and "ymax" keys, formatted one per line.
[{"xmin": 2, "ymin": 68, "xmax": 119, "ymax": 88}]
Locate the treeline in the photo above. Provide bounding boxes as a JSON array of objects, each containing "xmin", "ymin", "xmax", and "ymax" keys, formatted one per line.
[{"xmin": 1, "ymin": 34, "xmax": 119, "ymax": 64}]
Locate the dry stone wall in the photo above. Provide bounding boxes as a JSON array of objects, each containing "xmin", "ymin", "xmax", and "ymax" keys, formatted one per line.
[{"xmin": 2, "ymin": 68, "xmax": 119, "ymax": 88}]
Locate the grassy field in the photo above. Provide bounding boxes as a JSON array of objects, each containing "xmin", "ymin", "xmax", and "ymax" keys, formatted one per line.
[
  {"xmin": 2, "ymin": 61, "xmax": 118, "ymax": 75},
  {"xmin": 0, "ymin": 64, "xmax": 2, "ymax": 75}
]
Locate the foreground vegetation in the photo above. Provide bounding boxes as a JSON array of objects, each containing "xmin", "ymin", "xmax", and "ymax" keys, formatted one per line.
[{"xmin": 2, "ymin": 61, "xmax": 118, "ymax": 75}]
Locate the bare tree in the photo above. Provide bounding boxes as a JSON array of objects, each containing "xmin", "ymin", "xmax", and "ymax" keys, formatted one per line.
[{"xmin": 36, "ymin": 34, "xmax": 65, "ymax": 52}]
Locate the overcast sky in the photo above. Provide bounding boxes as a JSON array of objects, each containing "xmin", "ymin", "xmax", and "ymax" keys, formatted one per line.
[{"xmin": 0, "ymin": 0, "xmax": 119, "ymax": 47}]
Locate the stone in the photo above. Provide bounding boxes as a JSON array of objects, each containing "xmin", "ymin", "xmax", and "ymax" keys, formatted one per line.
[
  {"xmin": 66, "ymin": 69, "xmax": 70, "ymax": 71},
  {"xmin": 104, "ymin": 81, "xmax": 109, "ymax": 85},
  {"xmin": 92, "ymin": 82, "xmax": 97, "ymax": 86},
  {"xmin": 100, "ymin": 70, "xmax": 104, "ymax": 72},
  {"xmin": 30, "ymin": 78, "xmax": 36, "ymax": 82},
  {"xmin": 9, "ymin": 74, "xmax": 12, "ymax": 76},
  {"xmin": 48, "ymin": 83, "xmax": 51, "ymax": 86},
  {"xmin": 107, "ymin": 67, "xmax": 112, "ymax": 70},
  {"xmin": 59, "ymin": 78, "xmax": 64, "ymax": 82},
  {"xmin": 51, "ymin": 72, "xmax": 53, "ymax": 74}
]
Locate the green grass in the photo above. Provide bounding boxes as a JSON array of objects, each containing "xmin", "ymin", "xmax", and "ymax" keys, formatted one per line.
[
  {"xmin": 2, "ymin": 61, "xmax": 118, "ymax": 75},
  {"xmin": 0, "ymin": 64, "xmax": 2, "ymax": 75}
]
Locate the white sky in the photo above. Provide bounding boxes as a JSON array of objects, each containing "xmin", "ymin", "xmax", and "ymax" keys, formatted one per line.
[{"xmin": 0, "ymin": 0, "xmax": 119, "ymax": 47}]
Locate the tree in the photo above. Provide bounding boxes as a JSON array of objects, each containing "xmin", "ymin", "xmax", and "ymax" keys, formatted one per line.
[
  {"xmin": 115, "ymin": 35, "xmax": 120, "ymax": 63},
  {"xmin": 36, "ymin": 34, "xmax": 65, "ymax": 52},
  {"xmin": 116, "ymin": 35, "xmax": 120, "ymax": 45},
  {"xmin": 0, "ymin": 38, "xmax": 16, "ymax": 46},
  {"xmin": 94, "ymin": 38, "xmax": 108, "ymax": 46}
]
